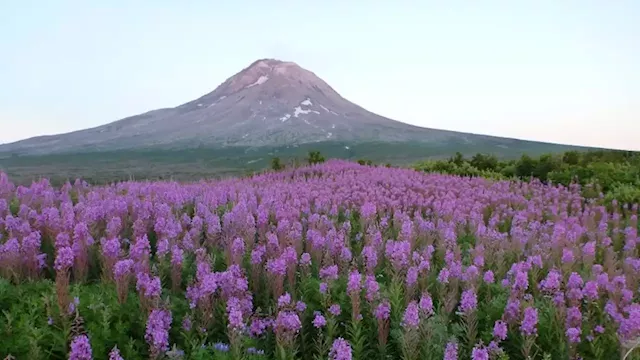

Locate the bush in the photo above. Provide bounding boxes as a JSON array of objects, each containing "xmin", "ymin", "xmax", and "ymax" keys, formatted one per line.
[
  {"xmin": 604, "ymin": 183, "xmax": 640, "ymax": 207},
  {"xmin": 271, "ymin": 157, "xmax": 284, "ymax": 171},
  {"xmin": 470, "ymin": 153, "xmax": 498, "ymax": 171},
  {"xmin": 357, "ymin": 159, "xmax": 373, "ymax": 166},
  {"xmin": 515, "ymin": 154, "xmax": 538, "ymax": 179},
  {"xmin": 307, "ymin": 151, "xmax": 326, "ymax": 165}
]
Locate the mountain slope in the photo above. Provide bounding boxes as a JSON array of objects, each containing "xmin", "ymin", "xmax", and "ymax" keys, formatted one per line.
[{"xmin": 1, "ymin": 59, "xmax": 577, "ymax": 155}]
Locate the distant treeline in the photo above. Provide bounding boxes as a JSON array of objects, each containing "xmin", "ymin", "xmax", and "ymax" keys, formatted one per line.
[{"xmin": 413, "ymin": 149, "xmax": 640, "ymax": 205}]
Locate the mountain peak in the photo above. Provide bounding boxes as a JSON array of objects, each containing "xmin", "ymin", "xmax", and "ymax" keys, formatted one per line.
[
  {"xmin": 0, "ymin": 58, "xmax": 478, "ymax": 155},
  {"xmin": 223, "ymin": 58, "xmax": 322, "ymax": 94},
  {"xmin": 247, "ymin": 58, "xmax": 298, "ymax": 69}
]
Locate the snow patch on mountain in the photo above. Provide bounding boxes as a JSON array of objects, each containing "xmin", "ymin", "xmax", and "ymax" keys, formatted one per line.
[
  {"xmin": 293, "ymin": 106, "xmax": 312, "ymax": 118},
  {"xmin": 320, "ymin": 104, "xmax": 338, "ymax": 115},
  {"xmin": 247, "ymin": 75, "xmax": 269, "ymax": 88},
  {"xmin": 280, "ymin": 114, "xmax": 291, "ymax": 122}
]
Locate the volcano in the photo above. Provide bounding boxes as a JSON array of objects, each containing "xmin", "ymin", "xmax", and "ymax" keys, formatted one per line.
[{"xmin": 0, "ymin": 59, "xmax": 568, "ymax": 155}]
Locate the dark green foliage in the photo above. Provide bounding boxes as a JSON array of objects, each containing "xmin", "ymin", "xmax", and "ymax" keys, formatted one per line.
[
  {"xmin": 271, "ymin": 157, "xmax": 284, "ymax": 171},
  {"xmin": 415, "ymin": 149, "xmax": 640, "ymax": 204},
  {"xmin": 515, "ymin": 154, "xmax": 537, "ymax": 178},
  {"xmin": 531, "ymin": 153, "xmax": 560, "ymax": 181},
  {"xmin": 604, "ymin": 183, "xmax": 640, "ymax": 206},
  {"xmin": 450, "ymin": 152, "xmax": 465, "ymax": 166},
  {"xmin": 306, "ymin": 151, "xmax": 326, "ymax": 165},
  {"xmin": 562, "ymin": 150, "xmax": 580, "ymax": 165},
  {"xmin": 469, "ymin": 153, "xmax": 498, "ymax": 171}
]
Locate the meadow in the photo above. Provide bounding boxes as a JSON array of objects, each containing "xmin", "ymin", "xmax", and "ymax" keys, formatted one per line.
[{"xmin": 1, "ymin": 159, "xmax": 639, "ymax": 359}]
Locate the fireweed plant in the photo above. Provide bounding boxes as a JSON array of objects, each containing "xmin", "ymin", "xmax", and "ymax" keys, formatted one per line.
[{"xmin": 0, "ymin": 162, "xmax": 639, "ymax": 359}]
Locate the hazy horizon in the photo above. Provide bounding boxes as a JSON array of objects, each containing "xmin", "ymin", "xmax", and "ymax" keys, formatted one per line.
[{"xmin": 1, "ymin": 1, "xmax": 638, "ymax": 150}]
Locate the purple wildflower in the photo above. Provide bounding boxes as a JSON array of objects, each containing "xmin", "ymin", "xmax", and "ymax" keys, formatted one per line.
[
  {"xmin": 374, "ymin": 301, "xmax": 391, "ymax": 320},
  {"xmin": 437, "ymin": 268, "xmax": 450, "ymax": 284},
  {"xmin": 227, "ymin": 298, "xmax": 245, "ymax": 331},
  {"xmin": 402, "ymin": 301, "xmax": 420, "ymax": 329},
  {"xmin": 483, "ymin": 270, "xmax": 495, "ymax": 284},
  {"xmin": 299, "ymin": 252, "xmax": 312, "ymax": 266},
  {"xmin": 213, "ymin": 342, "xmax": 230, "ymax": 352},
  {"xmin": 329, "ymin": 337, "xmax": 352, "ymax": 360},
  {"xmin": 471, "ymin": 345, "xmax": 489, "ymax": 360},
  {"xmin": 520, "ymin": 307, "xmax": 538, "ymax": 336},
  {"xmin": 493, "ymin": 320, "xmax": 508, "ymax": 341},
  {"xmin": 539, "ymin": 269, "xmax": 562, "ymax": 293},
  {"xmin": 278, "ymin": 293, "xmax": 292, "ymax": 308},
  {"xmin": 320, "ymin": 265, "xmax": 339, "ymax": 281},
  {"xmin": 419, "ymin": 292, "xmax": 433, "ymax": 316},
  {"xmin": 69, "ymin": 334, "xmax": 93, "ymax": 360},
  {"xmin": 313, "ymin": 312, "xmax": 327, "ymax": 328},
  {"xmin": 251, "ymin": 245, "xmax": 266, "ymax": 265},
  {"xmin": 561, "ymin": 248, "xmax": 574, "ymax": 263},
  {"xmin": 182, "ymin": 316, "xmax": 192, "ymax": 331},
  {"xmin": 406, "ymin": 266, "xmax": 418, "ymax": 286},
  {"xmin": 347, "ymin": 269, "xmax": 362, "ymax": 295},
  {"xmin": 114, "ymin": 259, "xmax": 133, "ymax": 278},
  {"xmin": 295, "ymin": 301, "xmax": 307, "ymax": 313},
  {"xmin": 274, "ymin": 310, "xmax": 302, "ymax": 340},
  {"xmin": 145, "ymin": 308, "xmax": 172, "ymax": 356},
  {"xmin": 108, "ymin": 346, "xmax": 124, "ymax": 360},
  {"xmin": 459, "ymin": 289, "xmax": 478, "ymax": 314},
  {"xmin": 329, "ymin": 304, "xmax": 341, "ymax": 316},
  {"xmin": 566, "ymin": 327, "xmax": 581, "ymax": 343},
  {"xmin": 319, "ymin": 282, "xmax": 329, "ymax": 294},
  {"xmin": 444, "ymin": 342, "xmax": 458, "ymax": 360},
  {"xmin": 364, "ymin": 275, "xmax": 380, "ymax": 302},
  {"xmin": 54, "ymin": 246, "xmax": 75, "ymax": 271}
]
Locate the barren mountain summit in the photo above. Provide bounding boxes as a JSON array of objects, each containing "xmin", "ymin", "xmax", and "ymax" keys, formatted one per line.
[
  {"xmin": 221, "ymin": 59, "xmax": 331, "ymax": 93},
  {"xmin": 0, "ymin": 58, "xmax": 505, "ymax": 155}
]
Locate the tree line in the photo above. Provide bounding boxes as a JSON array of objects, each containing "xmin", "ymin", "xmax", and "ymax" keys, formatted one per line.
[{"xmin": 414, "ymin": 149, "xmax": 640, "ymax": 205}]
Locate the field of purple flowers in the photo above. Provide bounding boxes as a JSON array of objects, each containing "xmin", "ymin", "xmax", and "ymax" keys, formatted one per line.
[{"xmin": 0, "ymin": 160, "xmax": 639, "ymax": 360}]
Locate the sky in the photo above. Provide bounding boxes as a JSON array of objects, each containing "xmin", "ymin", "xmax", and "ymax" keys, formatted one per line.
[{"xmin": 1, "ymin": 1, "xmax": 638, "ymax": 150}]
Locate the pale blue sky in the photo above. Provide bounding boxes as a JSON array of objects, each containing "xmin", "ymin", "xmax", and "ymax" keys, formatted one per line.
[{"xmin": 1, "ymin": 1, "xmax": 638, "ymax": 150}]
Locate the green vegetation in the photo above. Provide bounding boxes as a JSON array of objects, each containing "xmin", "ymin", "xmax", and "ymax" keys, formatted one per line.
[
  {"xmin": 306, "ymin": 151, "xmax": 326, "ymax": 165},
  {"xmin": 414, "ymin": 149, "xmax": 640, "ymax": 204},
  {"xmin": 0, "ymin": 140, "xmax": 588, "ymax": 186},
  {"xmin": 271, "ymin": 157, "xmax": 284, "ymax": 171}
]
